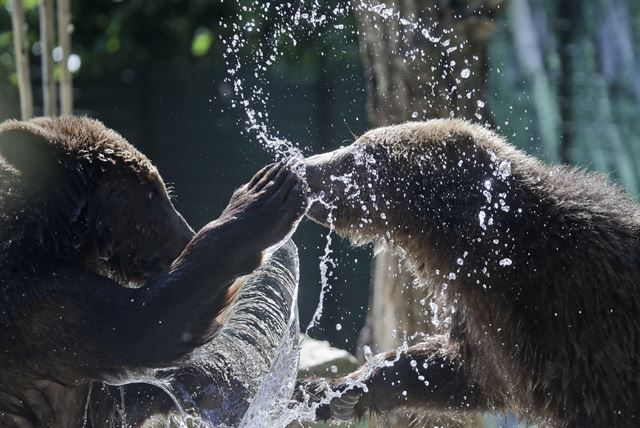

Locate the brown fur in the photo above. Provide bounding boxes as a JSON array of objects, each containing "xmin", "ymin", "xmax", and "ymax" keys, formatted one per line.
[
  {"xmin": 299, "ymin": 119, "xmax": 640, "ymax": 427},
  {"xmin": 0, "ymin": 116, "xmax": 308, "ymax": 426}
]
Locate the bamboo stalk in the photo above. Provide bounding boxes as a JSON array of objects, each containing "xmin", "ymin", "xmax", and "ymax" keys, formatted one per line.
[
  {"xmin": 56, "ymin": 0, "xmax": 72, "ymax": 115},
  {"xmin": 10, "ymin": 0, "xmax": 34, "ymax": 120},
  {"xmin": 39, "ymin": 0, "xmax": 57, "ymax": 116}
]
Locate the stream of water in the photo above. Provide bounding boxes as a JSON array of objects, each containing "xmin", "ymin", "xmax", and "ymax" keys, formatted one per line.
[{"xmin": 158, "ymin": 1, "xmax": 496, "ymax": 426}]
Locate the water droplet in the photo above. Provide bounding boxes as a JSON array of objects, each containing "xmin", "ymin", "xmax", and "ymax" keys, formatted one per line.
[
  {"xmin": 364, "ymin": 345, "xmax": 374, "ymax": 361},
  {"xmin": 67, "ymin": 54, "xmax": 81, "ymax": 73},
  {"xmin": 498, "ymin": 160, "xmax": 511, "ymax": 178},
  {"xmin": 335, "ymin": 323, "xmax": 342, "ymax": 331},
  {"xmin": 460, "ymin": 68, "xmax": 470, "ymax": 78},
  {"xmin": 479, "ymin": 210, "xmax": 487, "ymax": 230},
  {"xmin": 499, "ymin": 258, "xmax": 512, "ymax": 267}
]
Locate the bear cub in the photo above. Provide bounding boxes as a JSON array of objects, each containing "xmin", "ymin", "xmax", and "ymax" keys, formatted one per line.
[
  {"xmin": 0, "ymin": 116, "xmax": 307, "ymax": 426},
  {"xmin": 299, "ymin": 119, "xmax": 640, "ymax": 427}
]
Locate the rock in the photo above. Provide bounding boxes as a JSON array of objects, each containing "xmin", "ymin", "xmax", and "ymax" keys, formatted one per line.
[{"xmin": 298, "ymin": 337, "xmax": 359, "ymax": 378}]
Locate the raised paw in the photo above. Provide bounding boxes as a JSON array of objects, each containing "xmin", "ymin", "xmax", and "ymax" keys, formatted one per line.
[
  {"xmin": 221, "ymin": 159, "xmax": 309, "ymax": 248},
  {"xmin": 293, "ymin": 378, "xmax": 367, "ymax": 422}
]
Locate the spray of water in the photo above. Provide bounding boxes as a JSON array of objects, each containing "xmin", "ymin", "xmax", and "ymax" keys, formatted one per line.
[
  {"xmin": 206, "ymin": 0, "xmax": 514, "ymax": 426},
  {"xmin": 239, "ymin": 283, "xmax": 301, "ymax": 427},
  {"xmin": 305, "ymin": 195, "xmax": 336, "ymax": 336},
  {"xmin": 221, "ymin": 0, "xmax": 484, "ymax": 159}
]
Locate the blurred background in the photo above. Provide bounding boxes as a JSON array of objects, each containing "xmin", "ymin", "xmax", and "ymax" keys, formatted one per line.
[{"xmin": 1, "ymin": 2, "xmax": 640, "ymax": 424}]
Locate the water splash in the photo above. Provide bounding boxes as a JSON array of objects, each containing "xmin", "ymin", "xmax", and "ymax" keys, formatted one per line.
[
  {"xmin": 239, "ymin": 290, "xmax": 301, "ymax": 426},
  {"xmin": 305, "ymin": 195, "xmax": 337, "ymax": 335},
  {"xmin": 221, "ymin": 0, "xmax": 482, "ymax": 159},
  {"xmin": 214, "ymin": 0, "xmax": 504, "ymax": 425}
]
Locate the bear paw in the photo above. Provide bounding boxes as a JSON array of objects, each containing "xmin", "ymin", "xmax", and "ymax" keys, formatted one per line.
[
  {"xmin": 221, "ymin": 159, "xmax": 309, "ymax": 248},
  {"xmin": 293, "ymin": 377, "xmax": 367, "ymax": 422}
]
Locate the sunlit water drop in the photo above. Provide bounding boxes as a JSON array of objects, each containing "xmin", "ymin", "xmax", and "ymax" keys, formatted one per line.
[{"xmin": 499, "ymin": 258, "xmax": 513, "ymax": 267}]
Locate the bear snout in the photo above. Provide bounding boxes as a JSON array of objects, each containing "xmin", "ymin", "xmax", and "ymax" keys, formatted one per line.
[
  {"xmin": 304, "ymin": 152, "xmax": 334, "ymax": 194},
  {"xmin": 304, "ymin": 151, "xmax": 343, "ymax": 225}
]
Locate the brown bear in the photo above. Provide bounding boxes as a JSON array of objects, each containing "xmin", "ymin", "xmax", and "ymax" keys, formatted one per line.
[
  {"xmin": 0, "ymin": 116, "xmax": 307, "ymax": 426},
  {"xmin": 297, "ymin": 119, "xmax": 640, "ymax": 427}
]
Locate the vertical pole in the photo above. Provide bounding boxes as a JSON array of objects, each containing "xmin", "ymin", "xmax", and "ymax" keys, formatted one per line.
[
  {"xmin": 10, "ymin": 0, "xmax": 33, "ymax": 120},
  {"xmin": 39, "ymin": 0, "xmax": 57, "ymax": 116},
  {"xmin": 56, "ymin": 0, "xmax": 72, "ymax": 115}
]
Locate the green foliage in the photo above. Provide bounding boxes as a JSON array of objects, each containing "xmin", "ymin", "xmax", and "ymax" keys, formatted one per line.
[
  {"xmin": 0, "ymin": 31, "xmax": 10, "ymax": 47},
  {"xmin": 0, "ymin": 11, "xmax": 14, "ymax": 87},
  {"xmin": 23, "ymin": 0, "xmax": 39, "ymax": 11},
  {"xmin": 0, "ymin": 0, "xmax": 356, "ymax": 83},
  {"xmin": 68, "ymin": 0, "xmax": 238, "ymax": 77},
  {"xmin": 0, "ymin": 0, "xmax": 41, "ymax": 87},
  {"xmin": 191, "ymin": 28, "xmax": 212, "ymax": 57}
]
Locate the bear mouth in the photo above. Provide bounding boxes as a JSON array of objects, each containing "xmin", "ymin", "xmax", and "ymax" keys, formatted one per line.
[{"xmin": 92, "ymin": 260, "xmax": 141, "ymax": 289}]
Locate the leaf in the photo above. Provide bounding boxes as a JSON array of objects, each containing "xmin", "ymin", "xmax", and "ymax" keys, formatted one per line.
[
  {"xmin": 106, "ymin": 37, "xmax": 120, "ymax": 53},
  {"xmin": 23, "ymin": 0, "xmax": 38, "ymax": 11},
  {"xmin": 191, "ymin": 28, "xmax": 212, "ymax": 57},
  {"xmin": 0, "ymin": 31, "xmax": 12, "ymax": 48}
]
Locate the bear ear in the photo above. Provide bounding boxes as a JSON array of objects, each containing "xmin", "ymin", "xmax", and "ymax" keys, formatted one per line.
[{"xmin": 0, "ymin": 126, "xmax": 59, "ymax": 178}]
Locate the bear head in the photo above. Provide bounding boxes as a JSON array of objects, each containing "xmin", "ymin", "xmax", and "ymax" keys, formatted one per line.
[{"xmin": 0, "ymin": 116, "xmax": 193, "ymax": 285}]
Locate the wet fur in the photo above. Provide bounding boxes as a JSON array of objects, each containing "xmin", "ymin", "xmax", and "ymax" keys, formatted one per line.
[
  {"xmin": 0, "ymin": 116, "xmax": 308, "ymax": 426},
  {"xmin": 301, "ymin": 119, "xmax": 640, "ymax": 427}
]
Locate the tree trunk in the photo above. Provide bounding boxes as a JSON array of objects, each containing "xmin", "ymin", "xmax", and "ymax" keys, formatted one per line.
[
  {"xmin": 56, "ymin": 0, "xmax": 73, "ymax": 115},
  {"xmin": 352, "ymin": 1, "xmax": 504, "ymax": 425},
  {"xmin": 10, "ymin": 0, "xmax": 33, "ymax": 120},
  {"xmin": 39, "ymin": 0, "xmax": 57, "ymax": 116}
]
